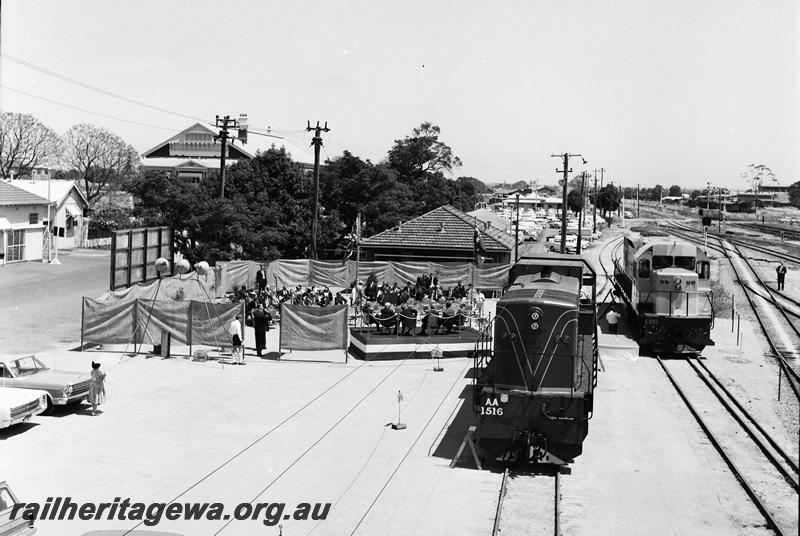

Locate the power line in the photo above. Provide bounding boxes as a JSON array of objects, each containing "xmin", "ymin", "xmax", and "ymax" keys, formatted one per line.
[
  {"xmin": 2, "ymin": 53, "xmax": 300, "ymax": 140},
  {"xmin": 1, "ymin": 52, "xmax": 210, "ymax": 123},
  {"xmin": 0, "ymin": 84, "xmax": 180, "ymax": 132}
]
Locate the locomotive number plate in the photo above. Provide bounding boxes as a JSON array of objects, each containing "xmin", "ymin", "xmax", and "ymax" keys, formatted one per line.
[{"xmin": 479, "ymin": 396, "xmax": 506, "ymax": 416}]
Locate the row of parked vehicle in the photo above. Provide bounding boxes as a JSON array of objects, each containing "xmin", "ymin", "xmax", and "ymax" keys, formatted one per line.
[{"xmin": 0, "ymin": 355, "xmax": 91, "ymax": 430}]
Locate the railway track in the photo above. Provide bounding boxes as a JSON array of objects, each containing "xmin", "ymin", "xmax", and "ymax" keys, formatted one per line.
[
  {"xmin": 657, "ymin": 354, "xmax": 799, "ymax": 536},
  {"xmin": 668, "ymin": 220, "xmax": 800, "ymax": 265},
  {"xmin": 740, "ymin": 222, "xmax": 800, "ymax": 242},
  {"xmin": 492, "ymin": 468, "xmax": 561, "ymax": 536},
  {"xmin": 662, "ymin": 222, "xmax": 800, "ymax": 399}
]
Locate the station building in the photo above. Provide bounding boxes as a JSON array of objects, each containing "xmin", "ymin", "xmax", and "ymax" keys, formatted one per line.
[
  {"xmin": 141, "ymin": 120, "xmax": 315, "ymax": 183},
  {"xmin": 359, "ymin": 205, "xmax": 516, "ymax": 263}
]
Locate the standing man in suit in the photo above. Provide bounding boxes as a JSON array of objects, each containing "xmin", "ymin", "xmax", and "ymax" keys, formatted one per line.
[
  {"xmin": 256, "ymin": 264, "xmax": 267, "ymax": 293},
  {"xmin": 252, "ymin": 304, "xmax": 270, "ymax": 357},
  {"xmin": 776, "ymin": 262, "xmax": 787, "ymax": 291}
]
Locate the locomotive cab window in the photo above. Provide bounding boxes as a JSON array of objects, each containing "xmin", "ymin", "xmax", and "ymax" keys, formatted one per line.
[
  {"xmin": 638, "ymin": 259, "xmax": 651, "ymax": 278},
  {"xmin": 696, "ymin": 260, "xmax": 710, "ymax": 279},
  {"xmin": 652, "ymin": 255, "xmax": 673, "ymax": 270},
  {"xmin": 675, "ymin": 256, "xmax": 695, "ymax": 270}
]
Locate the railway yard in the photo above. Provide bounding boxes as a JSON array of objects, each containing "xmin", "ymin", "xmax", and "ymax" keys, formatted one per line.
[{"xmin": 2, "ymin": 215, "xmax": 799, "ymax": 535}]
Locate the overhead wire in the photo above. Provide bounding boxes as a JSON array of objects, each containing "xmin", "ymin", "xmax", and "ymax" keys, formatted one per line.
[
  {"xmin": 348, "ymin": 358, "xmax": 472, "ymax": 535},
  {"xmin": 214, "ymin": 347, "xmax": 419, "ymax": 535},
  {"xmin": 120, "ymin": 350, "xmax": 387, "ymax": 536},
  {"xmin": 0, "ymin": 84, "xmax": 180, "ymax": 132},
  {"xmin": 1, "ymin": 52, "xmax": 210, "ymax": 123}
]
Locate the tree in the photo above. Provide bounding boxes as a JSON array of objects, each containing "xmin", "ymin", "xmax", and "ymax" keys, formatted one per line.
[
  {"xmin": 126, "ymin": 147, "xmax": 315, "ymax": 263},
  {"xmin": 741, "ymin": 164, "xmax": 776, "ymax": 191},
  {"xmin": 567, "ymin": 188, "xmax": 584, "ymax": 215},
  {"xmin": 386, "ymin": 122, "xmax": 462, "ymax": 181},
  {"xmin": 0, "ymin": 112, "xmax": 61, "ymax": 179},
  {"xmin": 652, "ymin": 184, "xmax": 664, "ymax": 201},
  {"xmin": 596, "ymin": 184, "xmax": 620, "ymax": 217},
  {"xmin": 788, "ymin": 181, "xmax": 800, "ymax": 209},
  {"xmin": 62, "ymin": 124, "xmax": 140, "ymax": 205},
  {"xmin": 668, "ymin": 184, "xmax": 682, "ymax": 197}
]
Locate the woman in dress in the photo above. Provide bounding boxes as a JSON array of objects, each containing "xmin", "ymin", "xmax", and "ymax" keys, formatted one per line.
[{"xmin": 89, "ymin": 361, "xmax": 106, "ymax": 416}]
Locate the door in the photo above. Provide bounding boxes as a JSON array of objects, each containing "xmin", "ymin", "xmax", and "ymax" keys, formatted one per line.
[{"xmin": 7, "ymin": 230, "xmax": 25, "ymax": 262}]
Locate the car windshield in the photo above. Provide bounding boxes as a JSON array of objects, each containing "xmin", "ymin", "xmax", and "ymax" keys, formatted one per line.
[
  {"xmin": 0, "ymin": 488, "xmax": 15, "ymax": 511},
  {"xmin": 9, "ymin": 356, "xmax": 48, "ymax": 377}
]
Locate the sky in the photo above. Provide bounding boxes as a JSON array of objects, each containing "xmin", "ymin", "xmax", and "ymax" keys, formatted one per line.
[{"xmin": 1, "ymin": 0, "xmax": 797, "ymax": 190}]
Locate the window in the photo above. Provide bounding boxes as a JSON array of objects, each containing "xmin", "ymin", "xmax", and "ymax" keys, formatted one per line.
[
  {"xmin": 638, "ymin": 259, "xmax": 651, "ymax": 278},
  {"xmin": 652, "ymin": 255, "xmax": 673, "ymax": 270},
  {"xmin": 696, "ymin": 260, "xmax": 710, "ymax": 280},
  {"xmin": 675, "ymin": 256, "xmax": 695, "ymax": 270},
  {"xmin": 29, "ymin": 213, "xmax": 38, "ymax": 225}
]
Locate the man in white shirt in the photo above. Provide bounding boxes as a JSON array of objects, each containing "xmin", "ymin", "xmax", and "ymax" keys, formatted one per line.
[
  {"xmin": 229, "ymin": 313, "xmax": 244, "ymax": 364},
  {"xmin": 606, "ymin": 304, "xmax": 621, "ymax": 335}
]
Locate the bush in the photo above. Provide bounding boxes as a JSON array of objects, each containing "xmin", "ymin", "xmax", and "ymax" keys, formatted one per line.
[{"xmin": 87, "ymin": 205, "xmax": 133, "ymax": 238}]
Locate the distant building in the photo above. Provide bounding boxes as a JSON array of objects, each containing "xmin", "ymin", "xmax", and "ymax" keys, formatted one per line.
[
  {"xmin": 11, "ymin": 180, "xmax": 89, "ymax": 249},
  {"xmin": 0, "ymin": 181, "xmax": 52, "ymax": 264},
  {"xmin": 359, "ymin": 205, "xmax": 516, "ymax": 263},
  {"xmin": 141, "ymin": 121, "xmax": 315, "ymax": 183}
]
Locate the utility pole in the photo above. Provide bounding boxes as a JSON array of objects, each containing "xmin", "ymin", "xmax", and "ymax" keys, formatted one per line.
[
  {"xmin": 307, "ymin": 120, "xmax": 330, "ymax": 260},
  {"xmin": 593, "ymin": 170, "xmax": 598, "ymax": 234},
  {"xmin": 552, "ymin": 152, "xmax": 581, "ymax": 254},
  {"xmin": 718, "ymin": 186, "xmax": 723, "ymax": 233},
  {"xmin": 214, "ymin": 114, "xmax": 248, "ymax": 198},
  {"xmin": 215, "ymin": 115, "xmax": 235, "ymax": 198},
  {"xmin": 636, "ymin": 184, "xmax": 640, "ymax": 218},
  {"xmin": 514, "ymin": 192, "xmax": 520, "ymax": 262},
  {"xmin": 599, "ymin": 167, "xmax": 605, "ymax": 189},
  {"xmin": 577, "ymin": 172, "xmax": 586, "ymax": 254}
]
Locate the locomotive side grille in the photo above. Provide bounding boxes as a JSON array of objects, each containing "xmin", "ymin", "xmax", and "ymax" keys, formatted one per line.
[{"xmin": 507, "ymin": 288, "xmax": 578, "ymax": 304}]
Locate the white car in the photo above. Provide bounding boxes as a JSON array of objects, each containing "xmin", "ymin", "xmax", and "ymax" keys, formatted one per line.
[
  {"xmin": 0, "ymin": 481, "xmax": 37, "ymax": 535},
  {"xmin": 0, "ymin": 387, "xmax": 48, "ymax": 429}
]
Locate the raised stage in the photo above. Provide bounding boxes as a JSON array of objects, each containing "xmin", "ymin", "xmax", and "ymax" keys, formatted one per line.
[{"xmin": 349, "ymin": 327, "xmax": 481, "ymax": 360}]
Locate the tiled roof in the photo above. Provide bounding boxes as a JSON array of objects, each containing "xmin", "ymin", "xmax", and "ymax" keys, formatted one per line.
[
  {"xmin": 361, "ymin": 205, "xmax": 515, "ymax": 252},
  {"xmin": 11, "ymin": 179, "xmax": 88, "ymax": 207},
  {"xmin": 142, "ymin": 122, "xmax": 315, "ymax": 165},
  {"xmin": 0, "ymin": 180, "xmax": 52, "ymax": 206},
  {"xmin": 467, "ymin": 209, "xmax": 511, "ymax": 232}
]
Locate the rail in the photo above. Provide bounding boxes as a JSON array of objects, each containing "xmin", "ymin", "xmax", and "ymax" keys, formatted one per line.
[{"xmin": 655, "ymin": 355, "xmax": 790, "ymax": 536}]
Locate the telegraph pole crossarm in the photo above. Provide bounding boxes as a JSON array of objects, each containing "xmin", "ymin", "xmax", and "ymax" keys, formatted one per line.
[{"xmin": 307, "ymin": 121, "xmax": 331, "ymax": 260}]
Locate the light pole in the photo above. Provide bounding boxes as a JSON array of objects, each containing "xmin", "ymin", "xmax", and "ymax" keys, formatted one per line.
[{"xmin": 514, "ymin": 193, "xmax": 520, "ymax": 262}]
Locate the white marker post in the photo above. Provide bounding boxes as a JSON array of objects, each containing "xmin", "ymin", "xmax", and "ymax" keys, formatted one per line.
[
  {"xmin": 392, "ymin": 390, "xmax": 406, "ymax": 430},
  {"xmin": 432, "ymin": 345, "xmax": 443, "ymax": 372}
]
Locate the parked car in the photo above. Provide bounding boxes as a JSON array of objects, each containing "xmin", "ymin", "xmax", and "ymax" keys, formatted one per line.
[
  {"xmin": 0, "ymin": 481, "xmax": 37, "ymax": 535},
  {"xmin": 0, "ymin": 356, "xmax": 91, "ymax": 412},
  {"xmin": 0, "ymin": 387, "xmax": 48, "ymax": 430}
]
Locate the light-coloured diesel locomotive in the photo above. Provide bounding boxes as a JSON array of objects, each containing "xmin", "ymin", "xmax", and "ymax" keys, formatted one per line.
[{"xmin": 613, "ymin": 227, "xmax": 714, "ymax": 353}]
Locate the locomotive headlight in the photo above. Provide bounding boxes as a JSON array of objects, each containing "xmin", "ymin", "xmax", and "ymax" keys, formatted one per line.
[{"xmin": 529, "ymin": 308, "xmax": 543, "ymax": 331}]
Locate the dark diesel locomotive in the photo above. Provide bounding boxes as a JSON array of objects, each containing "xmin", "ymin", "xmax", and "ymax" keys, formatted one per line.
[
  {"xmin": 613, "ymin": 227, "xmax": 714, "ymax": 353},
  {"xmin": 473, "ymin": 255, "xmax": 598, "ymax": 465}
]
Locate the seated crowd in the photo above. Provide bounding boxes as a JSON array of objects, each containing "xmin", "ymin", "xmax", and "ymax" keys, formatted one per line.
[
  {"xmin": 230, "ymin": 272, "xmax": 486, "ymax": 336},
  {"xmin": 355, "ymin": 274, "xmax": 486, "ymax": 336}
]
